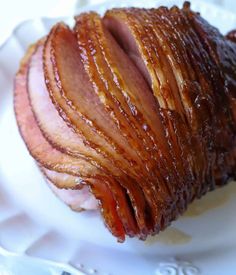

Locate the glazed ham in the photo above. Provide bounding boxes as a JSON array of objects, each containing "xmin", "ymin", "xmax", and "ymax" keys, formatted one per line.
[{"xmin": 14, "ymin": 2, "xmax": 236, "ymax": 241}]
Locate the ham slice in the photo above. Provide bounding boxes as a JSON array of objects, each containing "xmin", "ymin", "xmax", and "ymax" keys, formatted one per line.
[
  {"xmin": 41, "ymin": 166, "xmax": 83, "ymax": 189},
  {"xmin": 41, "ymin": 166, "xmax": 98, "ymax": 211},
  {"xmin": 47, "ymin": 179, "xmax": 98, "ymax": 211}
]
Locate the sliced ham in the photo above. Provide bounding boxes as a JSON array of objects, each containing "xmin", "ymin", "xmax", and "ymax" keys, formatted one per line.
[
  {"xmin": 43, "ymin": 23, "xmax": 144, "ymax": 177},
  {"xmin": 43, "ymin": 23, "xmax": 149, "ymax": 237},
  {"xmin": 28, "ymin": 42, "xmax": 121, "ymax": 177},
  {"xmin": 14, "ymin": 44, "xmax": 100, "ymax": 178},
  {"xmin": 14, "ymin": 3, "xmax": 236, "ymax": 241},
  {"xmin": 14, "ymin": 43, "xmax": 128, "ymax": 241},
  {"xmin": 75, "ymin": 13, "xmax": 174, "ymax": 232},
  {"xmin": 104, "ymin": 8, "xmax": 194, "ymax": 207}
]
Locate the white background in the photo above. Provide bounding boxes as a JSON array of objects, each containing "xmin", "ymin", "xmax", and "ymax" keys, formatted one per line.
[
  {"xmin": 0, "ymin": 0, "xmax": 236, "ymax": 46},
  {"xmin": 0, "ymin": 0, "xmax": 88, "ymax": 45}
]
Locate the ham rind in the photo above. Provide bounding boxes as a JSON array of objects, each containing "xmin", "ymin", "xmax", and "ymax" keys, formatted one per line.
[
  {"xmin": 87, "ymin": 178, "xmax": 125, "ymax": 241},
  {"xmin": 97, "ymin": 177, "xmax": 139, "ymax": 237},
  {"xmin": 148, "ymin": 7, "xmax": 213, "ymax": 195},
  {"xmin": 182, "ymin": 5, "xmax": 236, "ymax": 180},
  {"xmin": 138, "ymin": 8, "xmax": 204, "ymax": 198}
]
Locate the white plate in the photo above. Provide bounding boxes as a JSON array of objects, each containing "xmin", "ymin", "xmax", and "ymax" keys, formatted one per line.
[{"xmin": 0, "ymin": 0, "xmax": 236, "ymax": 274}]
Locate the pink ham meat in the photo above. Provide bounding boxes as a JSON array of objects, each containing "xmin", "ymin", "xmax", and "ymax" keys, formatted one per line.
[
  {"xmin": 40, "ymin": 166, "xmax": 83, "ymax": 189},
  {"xmin": 48, "ymin": 183, "xmax": 98, "ymax": 211},
  {"xmin": 43, "ymin": 170, "xmax": 98, "ymax": 211},
  {"xmin": 33, "ymin": 37, "xmax": 140, "ymax": 238},
  {"xmin": 48, "ymin": 182, "xmax": 98, "ymax": 211},
  {"xmin": 40, "ymin": 165, "xmax": 98, "ymax": 211}
]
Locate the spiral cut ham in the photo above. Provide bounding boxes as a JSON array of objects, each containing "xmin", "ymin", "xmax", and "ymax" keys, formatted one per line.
[{"xmin": 14, "ymin": 2, "xmax": 236, "ymax": 241}]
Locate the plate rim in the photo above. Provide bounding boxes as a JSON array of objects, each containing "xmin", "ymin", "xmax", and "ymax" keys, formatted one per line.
[{"xmin": 1, "ymin": 0, "xmax": 236, "ymax": 274}]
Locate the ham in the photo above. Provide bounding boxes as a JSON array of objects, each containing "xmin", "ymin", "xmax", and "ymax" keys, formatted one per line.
[{"xmin": 14, "ymin": 2, "xmax": 236, "ymax": 241}]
